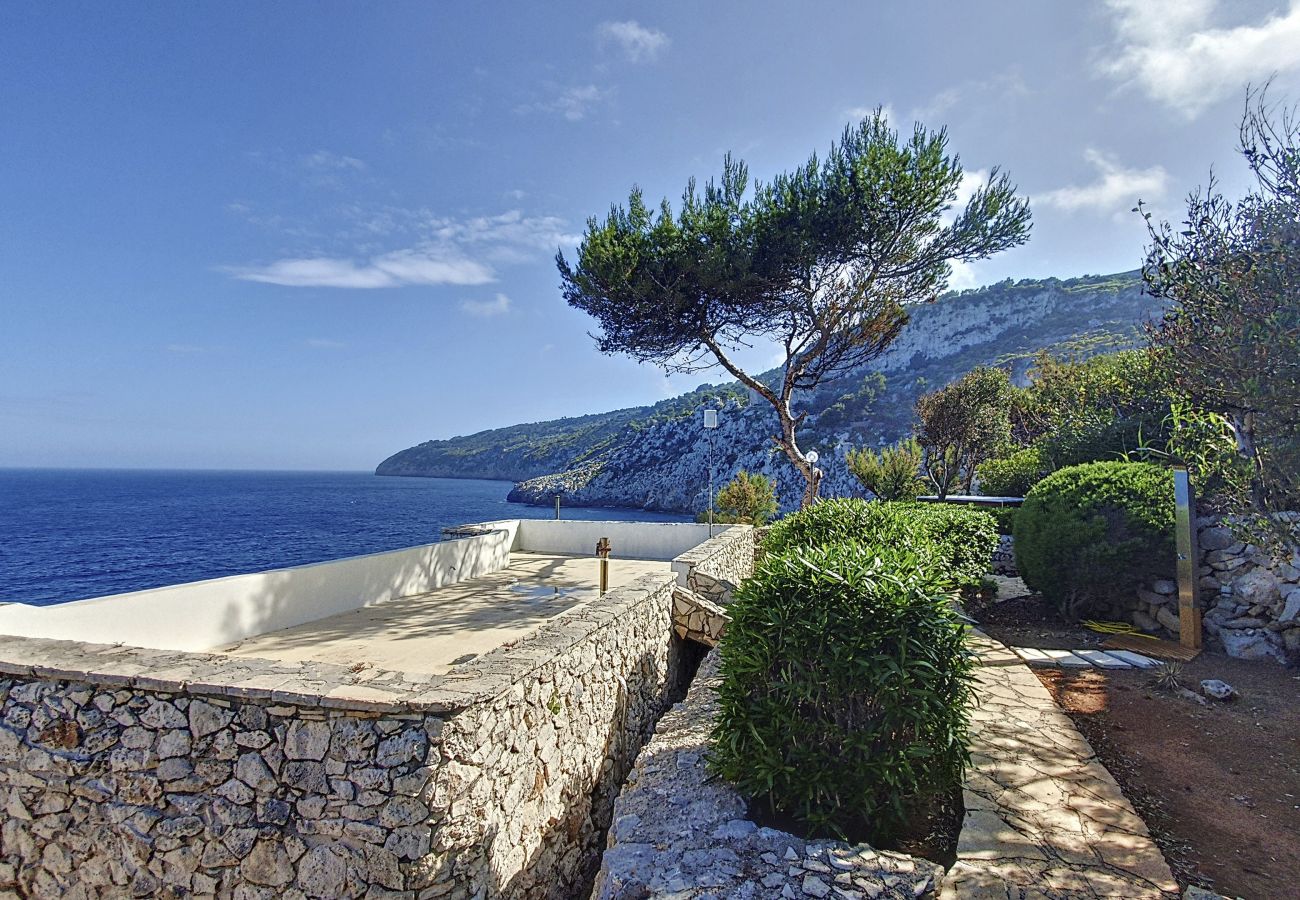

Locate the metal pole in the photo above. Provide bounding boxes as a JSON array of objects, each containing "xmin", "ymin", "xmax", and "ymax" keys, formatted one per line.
[
  {"xmin": 708, "ymin": 427, "xmax": 714, "ymax": 537},
  {"xmin": 554, "ymin": 494, "xmax": 560, "ymax": 520},
  {"xmin": 1173, "ymin": 466, "xmax": 1202, "ymax": 650}
]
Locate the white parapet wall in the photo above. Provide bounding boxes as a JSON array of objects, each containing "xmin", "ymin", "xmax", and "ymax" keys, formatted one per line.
[
  {"xmin": 0, "ymin": 520, "xmax": 520, "ymax": 653},
  {"xmin": 516, "ymin": 519, "xmax": 720, "ymax": 561}
]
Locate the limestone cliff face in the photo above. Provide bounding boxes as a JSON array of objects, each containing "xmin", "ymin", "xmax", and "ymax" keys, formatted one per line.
[{"xmin": 381, "ymin": 271, "xmax": 1162, "ymax": 513}]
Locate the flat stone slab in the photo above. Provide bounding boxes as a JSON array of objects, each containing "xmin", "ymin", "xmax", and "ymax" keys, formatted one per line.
[
  {"xmin": 1038, "ymin": 649, "xmax": 1093, "ymax": 667},
  {"xmin": 1073, "ymin": 649, "xmax": 1133, "ymax": 669},
  {"xmin": 946, "ymin": 635, "xmax": 1179, "ymax": 899},
  {"xmin": 594, "ymin": 650, "xmax": 941, "ymax": 898},
  {"xmin": 1104, "ymin": 650, "xmax": 1162, "ymax": 669}
]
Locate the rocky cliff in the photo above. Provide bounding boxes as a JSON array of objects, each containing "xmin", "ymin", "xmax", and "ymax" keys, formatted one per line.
[{"xmin": 377, "ymin": 271, "xmax": 1162, "ymax": 513}]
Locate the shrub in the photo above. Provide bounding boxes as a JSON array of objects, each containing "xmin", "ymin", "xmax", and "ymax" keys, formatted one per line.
[
  {"xmin": 763, "ymin": 498, "xmax": 999, "ymax": 590},
  {"xmin": 1014, "ymin": 461, "xmax": 1174, "ymax": 619},
  {"xmin": 975, "ymin": 446, "xmax": 1044, "ymax": 497},
  {"xmin": 698, "ymin": 470, "xmax": 780, "ymax": 525},
  {"xmin": 710, "ymin": 541, "xmax": 974, "ymax": 841},
  {"xmin": 846, "ymin": 437, "xmax": 925, "ymax": 501}
]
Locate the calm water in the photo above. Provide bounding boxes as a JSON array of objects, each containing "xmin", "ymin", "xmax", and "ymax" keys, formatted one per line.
[{"xmin": 0, "ymin": 469, "xmax": 687, "ymax": 606}]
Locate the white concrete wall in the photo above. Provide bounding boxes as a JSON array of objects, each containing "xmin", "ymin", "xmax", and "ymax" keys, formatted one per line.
[
  {"xmin": 515, "ymin": 519, "xmax": 720, "ymax": 561},
  {"xmin": 0, "ymin": 522, "xmax": 519, "ymax": 654}
]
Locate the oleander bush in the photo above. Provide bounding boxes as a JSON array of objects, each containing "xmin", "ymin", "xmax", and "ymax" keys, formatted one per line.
[
  {"xmin": 710, "ymin": 541, "xmax": 975, "ymax": 841},
  {"xmin": 1014, "ymin": 460, "xmax": 1175, "ymax": 620},
  {"xmin": 762, "ymin": 498, "xmax": 999, "ymax": 590}
]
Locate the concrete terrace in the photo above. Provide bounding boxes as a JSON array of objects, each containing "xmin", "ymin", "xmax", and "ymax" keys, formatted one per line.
[{"xmin": 212, "ymin": 551, "xmax": 671, "ymax": 675}]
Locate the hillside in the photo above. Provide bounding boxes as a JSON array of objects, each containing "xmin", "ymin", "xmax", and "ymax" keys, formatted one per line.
[{"xmin": 376, "ymin": 271, "xmax": 1162, "ymax": 512}]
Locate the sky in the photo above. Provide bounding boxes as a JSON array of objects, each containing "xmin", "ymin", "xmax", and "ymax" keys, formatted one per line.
[{"xmin": 3, "ymin": 1, "xmax": 1299, "ymax": 470}]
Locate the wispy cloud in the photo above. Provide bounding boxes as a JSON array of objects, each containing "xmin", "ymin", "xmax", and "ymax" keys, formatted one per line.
[
  {"xmin": 301, "ymin": 150, "xmax": 366, "ymax": 173},
  {"xmin": 231, "ymin": 248, "xmax": 494, "ymax": 289},
  {"xmin": 1036, "ymin": 148, "xmax": 1168, "ymax": 214},
  {"xmin": 518, "ymin": 84, "xmax": 612, "ymax": 121},
  {"xmin": 460, "ymin": 293, "xmax": 512, "ymax": 317},
  {"xmin": 228, "ymin": 208, "xmax": 577, "ymax": 289},
  {"xmin": 305, "ymin": 338, "xmax": 345, "ymax": 349},
  {"xmin": 1099, "ymin": 0, "xmax": 1300, "ymax": 118},
  {"xmin": 597, "ymin": 20, "xmax": 670, "ymax": 63}
]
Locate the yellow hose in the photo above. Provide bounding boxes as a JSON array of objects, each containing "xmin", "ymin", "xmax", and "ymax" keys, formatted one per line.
[{"xmin": 1082, "ymin": 620, "xmax": 1157, "ymax": 638}]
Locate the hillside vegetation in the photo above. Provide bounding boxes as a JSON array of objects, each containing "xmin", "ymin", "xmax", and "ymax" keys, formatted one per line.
[{"xmin": 376, "ymin": 271, "xmax": 1161, "ymax": 512}]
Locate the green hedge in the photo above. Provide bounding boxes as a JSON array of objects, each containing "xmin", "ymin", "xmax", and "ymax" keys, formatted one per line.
[
  {"xmin": 975, "ymin": 446, "xmax": 1045, "ymax": 497},
  {"xmin": 1014, "ymin": 461, "xmax": 1174, "ymax": 619},
  {"xmin": 762, "ymin": 498, "xmax": 999, "ymax": 590},
  {"xmin": 710, "ymin": 541, "xmax": 974, "ymax": 841}
]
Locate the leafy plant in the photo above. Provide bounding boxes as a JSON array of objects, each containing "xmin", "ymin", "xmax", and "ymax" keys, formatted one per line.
[
  {"xmin": 846, "ymin": 437, "xmax": 925, "ymax": 501},
  {"xmin": 1150, "ymin": 662, "xmax": 1184, "ymax": 692},
  {"xmin": 710, "ymin": 541, "xmax": 974, "ymax": 841},
  {"xmin": 560, "ymin": 111, "xmax": 1031, "ymax": 508},
  {"xmin": 1014, "ymin": 461, "xmax": 1175, "ymax": 620},
  {"xmin": 703, "ymin": 469, "xmax": 780, "ymax": 525},
  {"xmin": 916, "ymin": 366, "xmax": 1014, "ymax": 498},
  {"xmin": 763, "ymin": 498, "xmax": 999, "ymax": 591},
  {"xmin": 975, "ymin": 446, "xmax": 1045, "ymax": 497}
]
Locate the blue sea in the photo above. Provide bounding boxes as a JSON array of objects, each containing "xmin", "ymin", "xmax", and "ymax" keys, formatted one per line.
[{"xmin": 0, "ymin": 469, "xmax": 688, "ymax": 607}]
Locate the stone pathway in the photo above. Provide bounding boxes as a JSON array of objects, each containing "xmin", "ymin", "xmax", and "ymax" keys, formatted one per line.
[
  {"xmin": 1011, "ymin": 647, "xmax": 1162, "ymax": 670},
  {"xmin": 941, "ymin": 631, "xmax": 1180, "ymax": 899}
]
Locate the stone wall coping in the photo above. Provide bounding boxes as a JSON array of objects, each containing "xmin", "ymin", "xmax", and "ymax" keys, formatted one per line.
[
  {"xmin": 669, "ymin": 524, "xmax": 752, "ymax": 570},
  {"xmin": 0, "ymin": 571, "xmax": 678, "ymax": 715}
]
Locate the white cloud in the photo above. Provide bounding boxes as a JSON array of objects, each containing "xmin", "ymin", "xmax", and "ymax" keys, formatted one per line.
[
  {"xmin": 1100, "ymin": 0, "xmax": 1300, "ymax": 118},
  {"xmin": 597, "ymin": 20, "xmax": 670, "ymax": 62},
  {"xmin": 301, "ymin": 150, "xmax": 366, "ymax": 173},
  {"xmin": 228, "ymin": 208, "xmax": 576, "ymax": 289},
  {"xmin": 1036, "ymin": 148, "xmax": 1168, "ymax": 213},
  {"xmin": 946, "ymin": 260, "xmax": 980, "ymax": 291},
  {"xmin": 844, "ymin": 104, "xmax": 894, "ymax": 126},
  {"xmin": 460, "ymin": 293, "xmax": 512, "ymax": 317},
  {"xmin": 232, "ymin": 247, "xmax": 494, "ymax": 289},
  {"xmin": 516, "ymin": 84, "xmax": 612, "ymax": 121}
]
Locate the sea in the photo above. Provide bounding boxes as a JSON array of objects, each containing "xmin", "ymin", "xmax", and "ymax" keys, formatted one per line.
[{"xmin": 0, "ymin": 469, "xmax": 688, "ymax": 607}]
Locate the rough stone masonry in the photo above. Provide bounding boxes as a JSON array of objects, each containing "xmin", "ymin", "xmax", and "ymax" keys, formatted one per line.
[{"xmin": 0, "ymin": 526, "xmax": 756, "ymax": 899}]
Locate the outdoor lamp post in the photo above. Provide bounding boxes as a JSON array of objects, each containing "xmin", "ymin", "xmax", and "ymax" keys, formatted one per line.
[{"xmin": 703, "ymin": 408, "xmax": 719, "ymax": 535}]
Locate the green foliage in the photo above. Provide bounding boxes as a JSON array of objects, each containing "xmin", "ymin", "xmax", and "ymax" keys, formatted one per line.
[
  {"xmin": 763, "ymin": 498, "xmax": 998, "ymax": 590},
  {"xmin": 916, "ymin": 367, "xmax": 1014, "ymax": 498},
  {"xmin": 1014, "ymin": 461, "xmax": 1175, "ymax": 620},
  {"xmin": 975, "ymin": 446, "xmax": 1045, "ymax": 497},
  {"xmin": 846, "ymin": 437, "xmax": 925, "ymax": 501},
  {"xmin": 1012, "ymin": 348, "xmax": 1171, "ymax": 471},
  {"xmin": 710, "ymin": 541, "xmax": 974, "ymax": 841},
  {"xmin": 560, "ymin": 111, "xmax": 1031, "ymax": 507},
  {"xmin": 1141, "ymin": 88, "xmax": 1300, "ymax": 514},
  {"xmin": 700, "ymin": 470, "xmax": 780, "ymax": 525}
]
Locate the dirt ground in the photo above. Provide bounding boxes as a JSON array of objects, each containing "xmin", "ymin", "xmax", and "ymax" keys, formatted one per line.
[{"xmin": 972, "ymin": 591, "xmax": 1300, "ymax": 899}]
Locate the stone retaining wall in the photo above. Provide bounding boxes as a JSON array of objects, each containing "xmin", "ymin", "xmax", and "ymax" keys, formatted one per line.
[
  {"xmin": 0, "ymin": 573, "xmax": 691, "ymax": 898},
  {"xmin": 671, "ymin": 526, "xmax": 754, "ymax": 605},
  {"xmin": 1128, "ymin": 515, "xmax": 1300, "ymax": 666}
]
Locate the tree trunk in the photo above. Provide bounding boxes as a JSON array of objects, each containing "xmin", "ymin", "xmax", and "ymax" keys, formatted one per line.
[{"xmin": 1228, "ymin": 409, "xmax": 1266, "ymax": 511}]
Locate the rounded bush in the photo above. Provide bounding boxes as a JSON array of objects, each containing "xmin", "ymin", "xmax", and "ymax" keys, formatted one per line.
[
  {"xmin": 763, "ymin": 498, "xmax": 999, "ymax": 590},
  {"xmin": 1014, "ymin": 461, "xmax": 1174, "ymax": 619},
  {"xmin": 975, "ymin": 446, "xmax": 1045, "ymax": 497},
  {"xmin": 709, "ymin": 542, "xmax": 974, "ymax": 841}
]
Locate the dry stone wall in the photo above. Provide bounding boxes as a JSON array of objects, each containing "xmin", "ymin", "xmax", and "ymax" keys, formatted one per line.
[
  {"xmin": 671, "ymin": 525, "xmax": 755, "ymax": 606},
  {"xmin": 0, "ymin": 572, "xmax": 694, "ymax": 898},
  {"xmin": 1128, "ymin": 515, "xmax": 1300, "ymax": 666}
]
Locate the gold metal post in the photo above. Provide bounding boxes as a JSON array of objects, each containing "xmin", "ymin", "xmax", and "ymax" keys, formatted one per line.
[{"xmin": 596, "ymin": 537, "xmax": 612, "ymax": 596}]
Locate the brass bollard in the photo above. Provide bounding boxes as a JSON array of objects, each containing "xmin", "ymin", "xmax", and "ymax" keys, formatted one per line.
[{"xmin": 596, "ymin": 537, "xmax": 612, "ymax": 595}]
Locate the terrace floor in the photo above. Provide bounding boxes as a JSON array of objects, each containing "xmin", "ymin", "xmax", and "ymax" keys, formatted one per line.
[{"xmin": 210, "ymin": 552, "xmax": 671, "ymax": 676}]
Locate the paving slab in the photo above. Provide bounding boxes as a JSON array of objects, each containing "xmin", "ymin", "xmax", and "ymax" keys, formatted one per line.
[
  {"xmin": 947, "ymin": 635, "xmax": 1179, "ymax": 899},
  {"xmin": 1104, "ymin": 649, "xmax": 1162, "ymax": 669},
  {"xmin": 1039, "ymin": 649, "xmax": 1092, "ymax": 667},
  {"xmin": 1074, "ymin": 649, "xmax": 1133, "ymax": 669}
]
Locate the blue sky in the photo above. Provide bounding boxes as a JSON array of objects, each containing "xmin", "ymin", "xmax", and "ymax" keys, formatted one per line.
[{"xmin": 3, "ymin": 1, "xmax": 1298, "ymax": 470}]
